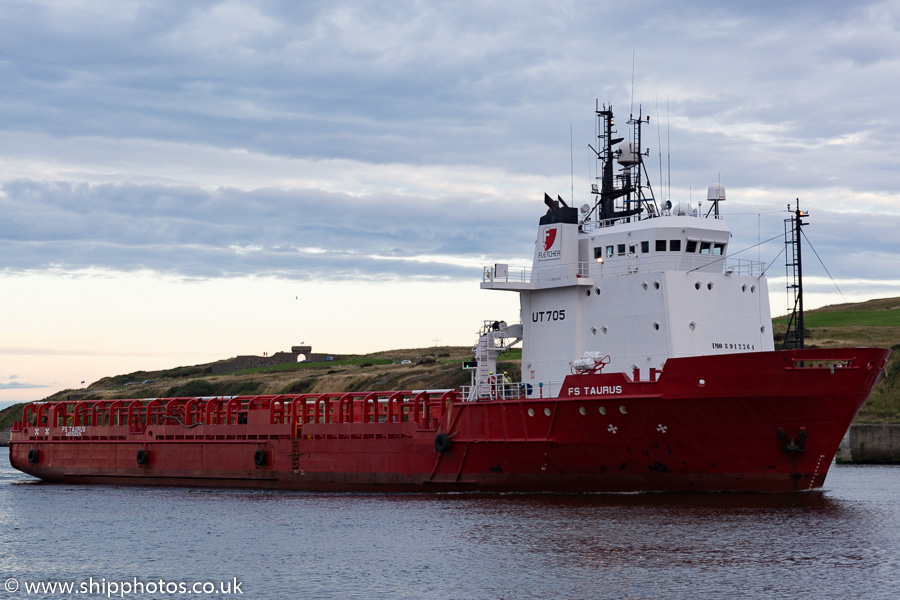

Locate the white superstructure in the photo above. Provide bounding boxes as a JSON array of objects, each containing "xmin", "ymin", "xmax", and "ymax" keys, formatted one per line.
[{"xmin": 479, "ymin": 103, "xmax": 774, "ymax": 397}]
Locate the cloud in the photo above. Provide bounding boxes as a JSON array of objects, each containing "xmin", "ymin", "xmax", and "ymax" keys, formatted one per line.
[
  {"xmin": 0, "ymin": 375, "xmax": 46, "ymax": 390},
  {"xmin": 0, "ymin": 0, "xmax": 899, "ymax": 286},
  {"xmin": 0, "ymin": 178, "xmax": 539, "ymax": 280}
]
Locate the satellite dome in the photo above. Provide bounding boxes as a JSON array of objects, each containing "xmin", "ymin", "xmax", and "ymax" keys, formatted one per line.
[
  {"xmin": 673, "ymin": 202, "xmax": 693, "ymax": 216},
  {"xmin": 707, "ymin": 183, "xmax": 726, "ymax": 202}
]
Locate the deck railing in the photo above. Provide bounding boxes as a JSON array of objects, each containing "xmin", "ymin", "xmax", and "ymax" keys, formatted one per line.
[
  {"xmin": 13, "ymin": 390, "xmax": 461, "ymax": 437},
  {"xmin": 483, "ymin": 255, "xmax": 765, "ymax": 282},
  {"xmin": 461, "ymin": 380, "xmax": 564, "ymax": 401}
]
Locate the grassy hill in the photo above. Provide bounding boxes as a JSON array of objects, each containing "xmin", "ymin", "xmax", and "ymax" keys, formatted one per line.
[
  {"xmin": 772, "ymin": 297, "xmax": 900, "ymax": 423},
  {"xmin": 2, "ymin": 297, "xmax": 898, "ymax": 429}
]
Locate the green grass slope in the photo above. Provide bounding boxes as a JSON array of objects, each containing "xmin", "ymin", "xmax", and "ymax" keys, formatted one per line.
[{"xmin": 772, "ymin": 297, "xmax": 900, "ymax": 423}]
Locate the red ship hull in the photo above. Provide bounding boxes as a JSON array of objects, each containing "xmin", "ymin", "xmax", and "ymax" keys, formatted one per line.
[{"xmin": 9, "ymin": 348, "xmax": 889, "ymax": 493}]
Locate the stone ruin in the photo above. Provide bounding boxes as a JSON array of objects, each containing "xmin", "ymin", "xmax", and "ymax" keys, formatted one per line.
[{"xmin": 210, "ymin": 345, "xmax": 333, "ymax": 374}]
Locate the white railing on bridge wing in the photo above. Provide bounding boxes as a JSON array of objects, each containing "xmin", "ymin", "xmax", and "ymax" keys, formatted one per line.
[
  {"xmin": 531, "ymin": 261, "xmax": 591, "ymax": 282},
  {"xmin": 724, "ymin": 258, "xmax": 765, "ymax": 277},
  {"xmin": 483, "ymin": 262, "xmax": 591, "ymax": 284},
  {"xmin": 483, "ymin": 257, "xmax": 764, "ymax": 283},
  {"xmin": 483, "ymin": 265, "xmax": 530, "ymax": 283}
]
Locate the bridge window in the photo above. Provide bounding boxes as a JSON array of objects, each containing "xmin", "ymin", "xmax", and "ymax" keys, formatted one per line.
[
  {"xmin": 686, "ymin": 240, "xmax": 697, "ymax": 253},
  {"xmin": 713, "ymin": 243, "xmax": 725, "ymax": 255},
  {"xmin": 655, "ymin": 240, "xmax": 666, "ymax": 251},
  {"xmin": 606, "ymin": 245, "xmax": 614, "ymax": 258},
  {"xmin": 641, "ymin": 241, "xmax": 650, "ymax": 253},
  {"xmin": 669, "ymin": 240, "xmax": 681, "ymax": 252},
  {"xmin": 617, "ymin": 244, "xmax": 626, "ymax": 256},
  {"xmin": 700, "ymin": 242, "xmax": 711, "ymax": 254}
]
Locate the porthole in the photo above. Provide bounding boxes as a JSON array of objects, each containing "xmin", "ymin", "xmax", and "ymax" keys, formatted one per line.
[
  {"xmin": 653, "ymin": 322, "xmax": 660, "ymax": 331},
  {"xmin": 601, "ymin": 326, "xmax": 608, "ymax": 335},
  {"xmin": 694, "ymin": 282, "xmax": 701, "ymax": 290},
  {"xmin": 527, "ymin": 408, "xmax": 535, "ymax": 417},
  {"xmin": 595, "ymin": 288, "xmax": 601, "ymax": 295},
  {"xmin": 579, "ymin": 406, "xmax": 587, "ymax": 416},
  {"xmin": 707, "ymin": 282, "xmax": 713, "ymax": 290},
  {"xmin": 698, "ymin": 378, "xmax": 706, "ymax": 387},
  {"xmin": 760, "ymin": 325, "xmax": 766, "ymax": 333},
  {"xmin": 544, "ymin": 407, "xmax": 552, "ymax": 417},
  {"xmin": 619, "ymin": 405, "xmax": 628, "ymax": 414},
  {"xmin": 653, "ymin": 281, "xmax": 660, "ymax": 290},
  {"xmin": 641, "ymin": 282, "xmax": 648, "ymax": 291},
  {"xmin": 590, "ymin": 327, "xmax": 598, "ymax": 336},
  {"xmin": 689, "ymin": 322, "xmax": 697, "ymax": 331},
  {"xmin": 585, "ymin": 290, "xmax": 591, "ymax": 297},
  {"xmin": 751, "ymin": 285, "xmax": 757, "ymax": 293},
  {"xmin": 742, "ymin": 284, "xmax": 747, "ymax": 292},
  {"xmin": 598, "ymin": 406, "xmax": 607, "ymax": 415}
]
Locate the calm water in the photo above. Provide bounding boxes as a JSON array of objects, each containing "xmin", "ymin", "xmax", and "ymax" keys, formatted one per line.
[{"xmin": 1, "ymin": 447, "xmax": 899, "ymax": 599}]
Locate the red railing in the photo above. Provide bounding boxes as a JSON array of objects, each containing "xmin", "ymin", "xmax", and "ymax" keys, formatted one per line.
[{"xmin": 13, "ymin": 390, "xmax": 459, "ymax": 435}]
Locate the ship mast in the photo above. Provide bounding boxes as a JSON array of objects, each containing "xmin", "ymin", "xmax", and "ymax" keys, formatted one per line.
[
  {"xmin": 782, "ymin": 201, "xmax": 808, "ymax": 349},
  {"xmin": 587, "ymin": 102, "xmax": 657, "ymax": 228}
]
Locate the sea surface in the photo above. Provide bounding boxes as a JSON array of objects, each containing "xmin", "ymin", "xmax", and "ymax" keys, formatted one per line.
[{"xmin": 1, "ymin": 446, "xmax": 898, "ymax": 600}]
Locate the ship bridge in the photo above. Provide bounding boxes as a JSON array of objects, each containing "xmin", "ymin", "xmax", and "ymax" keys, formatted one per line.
[{"xmin": 482, "ymin": 208, "xmax": 772, "ymax": 398}]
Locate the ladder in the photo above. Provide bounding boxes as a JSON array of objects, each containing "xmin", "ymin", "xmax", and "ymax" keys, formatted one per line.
[{"xmin": 782, "ymin": 202, "xmax": 808, "ymax": 349}]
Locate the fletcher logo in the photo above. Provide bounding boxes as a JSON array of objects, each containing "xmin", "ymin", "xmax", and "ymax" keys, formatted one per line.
[
  {"xmin": 537, "ymin": 225, "xmax": 561, "ymax": 260},
  {"xmin": 543, "ymin": 228, "xmax": 557, "ymax": 251}
]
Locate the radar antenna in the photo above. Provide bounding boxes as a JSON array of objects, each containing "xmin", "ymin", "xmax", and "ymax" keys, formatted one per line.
[{"xmin": 585, "ymin": 102, "xmax": 658, "ymax": 228}]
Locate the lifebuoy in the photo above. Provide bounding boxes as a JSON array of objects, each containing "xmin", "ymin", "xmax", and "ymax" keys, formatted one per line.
[
  {"xmin": 434, "ymin": 433, "xmax": 452, "ymax": 453},
  {"xmin": 136, "ymin": 449, "xmax": 149, "ymax": 466},
  {"xmin": 253, "ymin": 449, "xmax": 267, "ymax": 467},
  {"xmin": 27, "ymin": 449, "xmax": 39, "ymax": 464}
]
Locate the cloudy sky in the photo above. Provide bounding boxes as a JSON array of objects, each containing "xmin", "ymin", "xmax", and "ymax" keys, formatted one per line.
[{"xmin": 2, "ymin": 0, "xmax": 900, "ymax": 405}]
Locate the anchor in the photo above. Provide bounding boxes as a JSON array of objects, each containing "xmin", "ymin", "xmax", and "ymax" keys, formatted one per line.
[{"xmin": 777, "ymin": 427, "xmax": 807, "ymax": 454}]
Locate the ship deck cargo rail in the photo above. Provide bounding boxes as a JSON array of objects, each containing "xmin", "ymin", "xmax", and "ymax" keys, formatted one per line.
[{"xmin": 12, "ymin": 390, "xmax": 464, "ymax": 442}]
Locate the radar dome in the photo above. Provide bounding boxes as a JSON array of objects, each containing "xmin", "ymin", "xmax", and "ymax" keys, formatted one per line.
[
  {"xmin": 673, "ymin": 202, "xmax": 693, "ymax": 216},
  {"xmin": 707, "ymin": 183, "xmax": 726, "ymax": 202}
]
